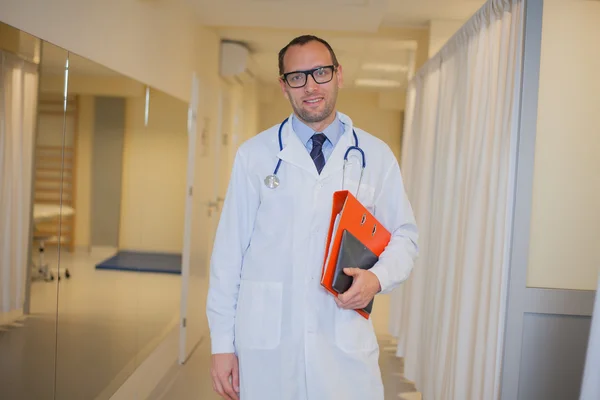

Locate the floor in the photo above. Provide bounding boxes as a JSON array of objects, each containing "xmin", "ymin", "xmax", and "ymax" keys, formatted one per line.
[
  {"xmin": 0, "ymin": 247, "xmax": 420, "ymax": 400},
  {"xmin": 148, "ymin": 292, "xmax": 420, "ymax": 400},
  {"xmin": 0, "ymin": 247, "xmax": 181, "ymax": 400},
  {"xmin": 149, "ymin": 332, "xmax": 420, "ymax": 400}
]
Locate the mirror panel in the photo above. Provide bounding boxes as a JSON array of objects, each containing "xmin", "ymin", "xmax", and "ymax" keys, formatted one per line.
[
  {"xmin": 0, "ymin": 22, "xmax": 63, "ymax": 400},
  {"xmin": 0, "ymin": 16, "xmax": 231, "ymax": 400},
  {"xmin": 53, "ymin": 49, "xmax": 150, "ymax": 399},
  {"xmin": 128, "ymin": 87, "xmax": 188, "ymax": 370}
]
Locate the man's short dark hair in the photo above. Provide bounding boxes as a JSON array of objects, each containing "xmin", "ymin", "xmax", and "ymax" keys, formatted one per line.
[{"xmin": 278, "ymin": 35, "xmax": 339, "ymax": 76}]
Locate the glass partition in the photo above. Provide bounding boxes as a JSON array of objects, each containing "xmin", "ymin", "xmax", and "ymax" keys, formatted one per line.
[
  {"xmin": 126, "ymin": 86, "xmax": 188, "ymax": 371},
  {"xmin": 53, "ymin": 49, "xmax": 153, "ymax": 398},
  {"xmin": 1, "ymin": 20, "xmax": 190, "ymax": 398},
  {"xmin": 0, "ymin": 17, "xmax": 224, "ymax": 400},
  {"xmin": 0, "ymin": 22, "xmax": 63, "ymax": 400}
]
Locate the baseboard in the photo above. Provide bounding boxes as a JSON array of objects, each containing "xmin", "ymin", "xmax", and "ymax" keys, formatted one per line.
[
  {"xmin": 399, "ymin": 392, "xmax": 423, "ymax": 400},
  {"xmin": 145, "ymin": 336, "xmax": 205, "ymax": 400},
  {"xmin": 0, "ymin": 309, "xmax": 24, "ymax": 326},
  {"xmin": 90, "ymin": 246, "xmax": 118, "ymax": 255}
]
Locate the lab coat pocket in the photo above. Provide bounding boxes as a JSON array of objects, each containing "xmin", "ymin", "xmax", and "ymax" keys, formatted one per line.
[
  {"xmin": 334, "ymin": 308, "xmax": 378, "ymax": 353},
  {"xmin": 235, "ymin": 280, "xmax": 283, "ymax": 350},
  {"xmin": 345, "ymin": 179, "xmax": 377, "ymax": 215}
]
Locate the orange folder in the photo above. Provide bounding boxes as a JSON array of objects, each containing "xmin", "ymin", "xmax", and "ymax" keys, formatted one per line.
[{"xmin": 320, "ymin": 190, "xmax": 391, "ymax": 319}]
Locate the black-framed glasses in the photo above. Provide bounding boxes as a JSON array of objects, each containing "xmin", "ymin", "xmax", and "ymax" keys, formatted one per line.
[{"xmin": 281, "ymin": 65, "xmax": 337, "ymax": 88}]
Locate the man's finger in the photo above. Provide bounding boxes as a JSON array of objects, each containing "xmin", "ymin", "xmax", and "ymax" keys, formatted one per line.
[
  {"xmin": 214, "ymin": 378, "xmax": 227, "ymax": 399},
  {"xmin": 344, "ymin": 300, "xmax": 362, "ymax": 310},
  {"xmin": 338, "ymin": 280, "xmax": 362, "ymax": 303},
  {"xmin": 336, "ymin": 293, "xmax": 360, "ymax": 309},
  {"xmin": 343, "ymin": 267, "xmax": 361, "ymax": 276},
  {"xmin": 337, "ymin": 299, "xmax": 364, "ymax": 310},
  {"xmin": 220, "ymin": 375, "xmax": 239, "ymax": 400},
  {"xmin": 215, "ymin": 375, "xmax": 233, "ymax": 400},
  {"xmin": 232, "ymin": 359, "xmax": 240, "ymax": 393},
  {"xmin": 347, "ymin": 301, "xmax": 369, "ymax": 310}
]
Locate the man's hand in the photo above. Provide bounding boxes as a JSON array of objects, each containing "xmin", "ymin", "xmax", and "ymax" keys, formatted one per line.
[
  {"xmin": 335, "ymin": 268, "xmax": 381, "ymax": 310},
  {"xmin": 210, "ymin": 353, "xmax": 240, "ymax": 400}
]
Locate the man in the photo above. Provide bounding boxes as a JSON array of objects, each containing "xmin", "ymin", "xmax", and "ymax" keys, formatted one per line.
[{"xmin": 207, "ymin": 35, "xmax": 418, "ymax": 400}]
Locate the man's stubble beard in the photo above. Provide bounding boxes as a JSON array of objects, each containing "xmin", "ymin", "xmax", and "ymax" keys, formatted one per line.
[{"xmin": 292, "ymin": 86, "xmax": 338, "ymax": 125}]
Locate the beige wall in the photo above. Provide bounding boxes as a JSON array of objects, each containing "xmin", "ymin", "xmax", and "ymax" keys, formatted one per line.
[
  {"xmin": 118, "ymin": 90, "xmax": 189, "ymax": 253},
  {"xmin": 527, "ymin": 0, "xmax": 600, "ymax": 290},
  {"xmin": 41, "ymin": 78, "xmax": 143, "ymax": 249},
  {"xmin": 73, "ymin": 96, "xmax": 94, "ymax": 248},
  {"xmin": 27, "ymin": 18, "xmax": 263, "ymax": 254},
  {"xmin": 53, "ymin": 78, "xmax": 259, "ymax": 254},
  {"xmin": 428, "ymin": 19, "xmax": 466, "ymax": 56},
  {"xmin": 70, "ymin": 83, "xmax": 260, "ymax": 254},
  {"xmin": 241, "ymin": 80, "xmax": 261, "ymax": 144},
  {"xmin": 259, "ymin": 86, "xmax": 404, "ymax": 161}
]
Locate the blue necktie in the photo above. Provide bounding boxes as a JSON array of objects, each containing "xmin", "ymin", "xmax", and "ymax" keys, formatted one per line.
[{"xmin": 310, "ymin": 133, "xmax": 327, "ymax": 174}]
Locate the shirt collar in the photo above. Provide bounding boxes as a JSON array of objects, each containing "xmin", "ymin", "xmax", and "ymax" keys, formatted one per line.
[{"xmin": 291, "ymin": 112, "xmax": 344, "ymax": 147}]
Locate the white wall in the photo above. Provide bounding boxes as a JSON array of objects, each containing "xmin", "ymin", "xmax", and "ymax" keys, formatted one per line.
[
  {"xmin": 0, "ymin": 0, "xmax": 200, "ymax": 102},
  {"xmin": 527, "ymin": 0, "xmax": 600, "ymax": 290}
]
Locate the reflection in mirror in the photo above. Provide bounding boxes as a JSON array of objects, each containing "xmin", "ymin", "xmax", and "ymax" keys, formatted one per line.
[
  {"xmin": 123, "ymin": 86, "xmax": 188, "ymax": 371},
  {"xmin": 1, "ymin": 19, "xmax": 217, "ymax": 400},
  {"xmin": 51, "ymin": 48, "xmax": 149, "ymax": 398},
  {"xmin": 49, "ymin": 49, "xmax": 184, "ymax": 397},
  {"xmin": 0, "ymin": 21, "xmax": 62, "ymax": 400}
]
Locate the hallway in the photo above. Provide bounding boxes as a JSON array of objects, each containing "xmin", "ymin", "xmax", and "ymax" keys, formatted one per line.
[
  {"xmin": 3, "ymin": 0, "xmax": 599, "ymax": 399},
  {"xmin": 149, "ymin": 333, "xmax": 420, "ymax": 400}
]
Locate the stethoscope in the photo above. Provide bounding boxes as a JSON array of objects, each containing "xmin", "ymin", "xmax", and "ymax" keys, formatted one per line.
[{"xmin": 264, "ymin": 118, "xmax": 366, "ymax": 197}]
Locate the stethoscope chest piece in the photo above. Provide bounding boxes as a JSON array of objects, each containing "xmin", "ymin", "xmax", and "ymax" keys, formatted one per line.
[{"xmin": 264, "ymin": 174, "xmax": 280, "ymax": 189}]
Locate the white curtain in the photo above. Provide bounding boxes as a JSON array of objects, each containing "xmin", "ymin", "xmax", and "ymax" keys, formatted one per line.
[
  {"xmin": 390, "ymin": 0, "xmax": 525, "ymax": 399},
  {"xmin": 0, "ymin": 50, "xmax": 39, "ymax": 324}
]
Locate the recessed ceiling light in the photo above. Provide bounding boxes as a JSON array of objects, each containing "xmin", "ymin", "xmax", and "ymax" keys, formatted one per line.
[
  {"xmin": 354, "ymin": 79, "xmax": 402, "ymax": 88},
  {"xmin": 361, "ymin": 63, "xmax": 408, "ymax": 73}
]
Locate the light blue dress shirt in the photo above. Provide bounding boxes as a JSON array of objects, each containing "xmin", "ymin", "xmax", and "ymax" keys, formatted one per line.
[{"xmin": 291, "ymin": 113, "xmax": 345, "ymax": 163}]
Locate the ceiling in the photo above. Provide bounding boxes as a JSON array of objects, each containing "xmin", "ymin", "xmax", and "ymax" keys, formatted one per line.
[
  {"xmin": 38, "ymin": 0, "xmax": 488, "ymax": 90},
  {"xmin": 194, "ymin": 0, "xmax": 486, "ymax": 89},
  {"xmin": 217, "ymin": 27, "xmax": 417, "ymax": 89},
  {"xmin": 189, "ymin": 0, "xmax": 388, "ymax": 32},
  {"xmin": 187, "ymin": 0, "xmax": 486, "ymax": 30},
  {"xmin": 384, "ymin": 0, "xmax": 486, "ymax": 27}
]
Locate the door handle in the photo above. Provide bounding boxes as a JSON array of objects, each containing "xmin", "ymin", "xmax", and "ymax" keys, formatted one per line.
[{"xmin": 207, "ymin": 201, "xmax": 219, "ymax": 216}]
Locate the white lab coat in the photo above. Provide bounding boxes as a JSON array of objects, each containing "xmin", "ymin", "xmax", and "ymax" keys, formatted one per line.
[{"xmin": 207, "ymin": 112, "xmax": 418, "ymax": 400}]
